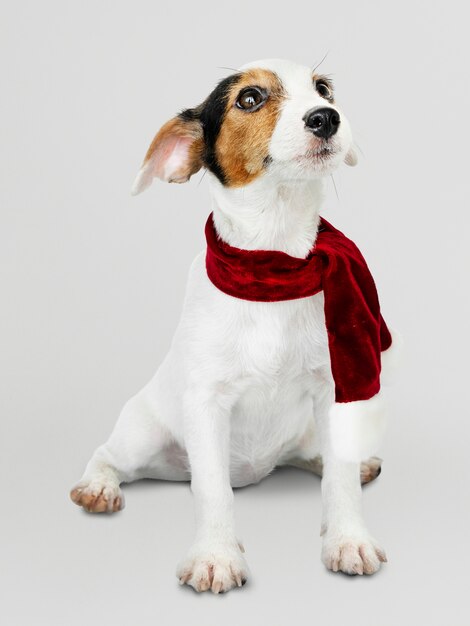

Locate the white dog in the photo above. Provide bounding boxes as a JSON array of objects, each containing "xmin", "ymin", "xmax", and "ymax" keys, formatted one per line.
[{"xmin": 70, "ymin": 59, "xmax": 399, "ymax": 593}]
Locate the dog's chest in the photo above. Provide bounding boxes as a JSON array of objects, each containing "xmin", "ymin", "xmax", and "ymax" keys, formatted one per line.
[
  {"xmin": 178, "ymin": 257, "xmax": 332, "ymax": 485},
  {"xmin": 184, "ymin": 254, "xmax": 333, "ymax": 390},
  {"xmin": 185, "ymin": 257, "xmax": 328, "ymax": 377},
  {"xmin": 227, "ymin": 294, "xmax": 328, "ymax": 376},
  {"xmin": 222, "ymin": 296, "xmax": 329, "ymax": 485}
]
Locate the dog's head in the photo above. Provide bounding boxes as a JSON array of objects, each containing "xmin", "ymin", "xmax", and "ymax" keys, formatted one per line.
[{"xmin": 132, "ymin": 59, "xmax": 357, "ymax": 194}]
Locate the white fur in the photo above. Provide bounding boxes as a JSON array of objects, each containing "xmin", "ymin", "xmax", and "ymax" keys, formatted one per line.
[
  {"xmin": 72, "ymin": 59, "xmax": 396, "ymax": 591},
  {"xmin": 131, "ymin": 162, "xmax": 153, "ymax": 195},
  {"xmin": 329, "ymin": 393, "xmax": 387, "ymax": 463}
]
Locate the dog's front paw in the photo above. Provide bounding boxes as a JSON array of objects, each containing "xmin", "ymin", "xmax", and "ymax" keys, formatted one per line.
[
  {"xmin": 322, "ymin": 530, "xmax": 387, "ymax": 575},
  {"xmin": 177, "ymin": 540, "xmax": 249, "ymax": 594}
]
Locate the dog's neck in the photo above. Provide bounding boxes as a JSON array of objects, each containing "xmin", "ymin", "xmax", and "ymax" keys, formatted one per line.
[{"xmin": 208, "ymin": 174, "xmax": 324, "ymax": 258}]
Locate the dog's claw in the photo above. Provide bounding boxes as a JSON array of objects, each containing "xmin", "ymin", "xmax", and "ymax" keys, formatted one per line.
[
  {"xmin": 377, "ymin": 549, "xmax": 388, "ymax": 563},
  {"xmin": 212, "ymin": 580, "xmax": 223, "ymax": 594},
  {"xmin": 177, "ymin": 541, "xmax": 249, "ymax": 594},
  {"xmin": 323, "ymin": 533, "xmax": 386, "ymax": 576}
]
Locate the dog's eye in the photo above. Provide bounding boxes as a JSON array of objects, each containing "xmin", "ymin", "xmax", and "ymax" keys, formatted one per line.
[
  {"xmin": 236, "ymin": 87, "xmax": 266, "ymax": 111},
  {"xmin": 316, "ymin": 81, "xmax": 333, "ymax": 100}
]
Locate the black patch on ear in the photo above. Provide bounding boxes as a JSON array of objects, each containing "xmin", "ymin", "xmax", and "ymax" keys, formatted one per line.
[
  {"xmin": 179, "ymin": 73, "xmax": 242, "ymax": 185},
  {"xmin": 178, "ymin": 106, "xmax": 203, "ymax": 122}
]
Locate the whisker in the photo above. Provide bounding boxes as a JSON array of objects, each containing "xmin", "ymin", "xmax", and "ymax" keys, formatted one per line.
[
  {"xmin": 330, "ymin": 174, "xmax": 340, "ymax": 201},
  {"xmin": 354, "ymin": 141, "xmax": 365, "ymax": 157},
  {"xmin": 312, "ymin": 51, "xmax": 330, "ymax": 74},
  {"xmin": 197, "ymin": 169, "xmax": 208, "ymax": 187}
]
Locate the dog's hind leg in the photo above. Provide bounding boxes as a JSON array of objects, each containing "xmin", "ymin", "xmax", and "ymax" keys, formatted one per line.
[
  {"xmin": 287, "ymin": 456, "xmax": 382, "ymax": 485},
  {"xmin": 70, "ymin": 386, "xmax": 178, "ymax": 513}
]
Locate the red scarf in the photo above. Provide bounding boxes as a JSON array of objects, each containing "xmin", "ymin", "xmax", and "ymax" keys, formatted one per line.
[{"xmin": 205, "ymin": 213, "xmax": 392, "ymax": 404}]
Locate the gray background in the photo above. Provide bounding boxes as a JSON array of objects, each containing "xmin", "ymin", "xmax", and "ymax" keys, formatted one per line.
[{"xmin": 2, "ymin": 1, "xmax": 469, "ymax": 624}]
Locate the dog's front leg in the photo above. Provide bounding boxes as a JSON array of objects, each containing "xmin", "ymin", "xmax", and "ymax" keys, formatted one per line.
[
  {"xmin": 317, "ymin": 393, "xmax": 387, "ymax": 575},
  {"xmin": 177, "ymin": 385, "xmax": 248, "ymax": 594}
]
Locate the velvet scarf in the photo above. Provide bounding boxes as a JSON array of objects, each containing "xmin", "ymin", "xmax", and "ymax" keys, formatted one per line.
[{"xmin": 205, "ymin": 213, "xmax": 392, "ymax": 404}]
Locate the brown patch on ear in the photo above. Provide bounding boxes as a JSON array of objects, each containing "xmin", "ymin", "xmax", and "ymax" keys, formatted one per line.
[
  {"xmin": 215, "ymin": 69, "xmax": 285, "ymax": 187},
  {"xmin": 143, "ymin": 116, "xmax": 203, "ymax": 182},
  {"xmin": 132, "ymin": 115, "xmax": 203, "ymax": 194}
]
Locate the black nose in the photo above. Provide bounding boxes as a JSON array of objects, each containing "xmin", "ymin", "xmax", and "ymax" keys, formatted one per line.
[{"xmin": 304, "ymin": 107, "xmax": 341, "ymax": 139}]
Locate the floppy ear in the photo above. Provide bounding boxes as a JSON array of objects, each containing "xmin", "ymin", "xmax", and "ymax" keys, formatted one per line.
[
  {"xmin": 344, "ymin": 145, "xmax": 358, "ymax": 167},
  {"xmin": 131, "ymin": 114, "xmax": 204, "ymax": 195}
]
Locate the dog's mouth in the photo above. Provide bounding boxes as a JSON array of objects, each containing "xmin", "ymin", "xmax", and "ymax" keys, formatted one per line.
[
  {"xmin": 290, "ymin": 139, "xmax": 344, "ymax": 174},
  {"xmin": 306, "ymin": 144, "xmax": 337, "ymax": 162}
]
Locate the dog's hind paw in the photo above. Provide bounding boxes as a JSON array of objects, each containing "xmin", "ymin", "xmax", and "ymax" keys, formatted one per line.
[
  {"xmin": 70, "ymin": 480, "xmax": 124, "ymax": 513},
  {"xmin": 360, "ymin": 456, "xmax": 382, "ymax": 485}
]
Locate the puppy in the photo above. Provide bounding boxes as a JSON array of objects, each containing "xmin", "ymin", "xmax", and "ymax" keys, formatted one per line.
[{"xmin": 70, "ymin": 59, "xmax": 399, "ymax": 593}]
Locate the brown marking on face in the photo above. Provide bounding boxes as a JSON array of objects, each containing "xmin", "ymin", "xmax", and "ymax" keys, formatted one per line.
[
  {"xmin": 143, "ymin": 116, "xmax": 204, "ymax": 183},
  {"xmin": 214, "ymin": 69, "xmax": 285, "ymax": 187}
]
